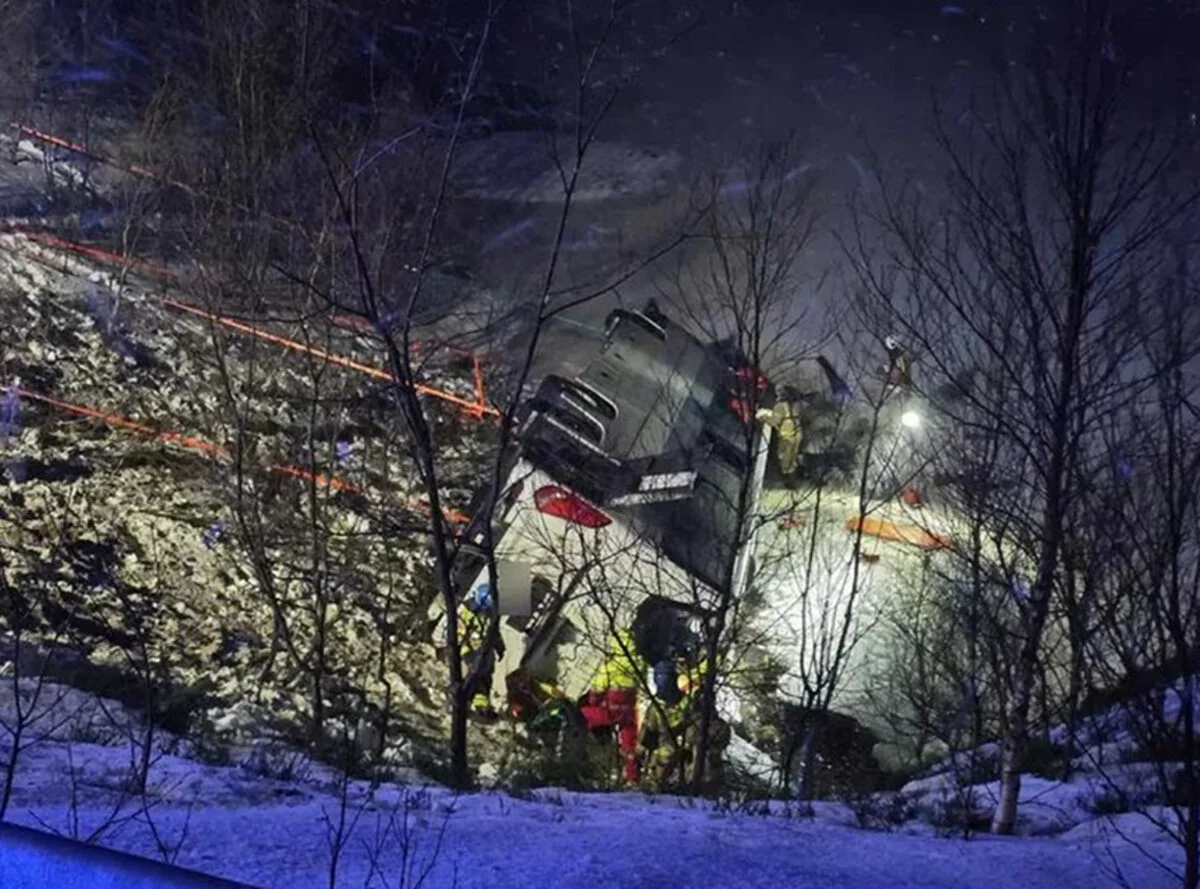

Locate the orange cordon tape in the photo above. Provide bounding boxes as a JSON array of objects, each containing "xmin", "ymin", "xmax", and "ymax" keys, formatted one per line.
[
  {"xmin": 10, "ymin": 230, "xmax": 499, "ymax": 420},
  {"xmin": 9, "ymin": 120, "xmax": 495, "ymax": 419},
  {"xmin": 12, "ymin": 387, "xmax": 471, "ymax": 524},
  {"xmin": 159, "ymin": 296, "xmax": 493, "ymax": 415},
  {"xmin": 18, "ymin": 229, "xmax": 173, "ymax": 281},
  {"xmin": 8, "ymin": 121, "xmax": 197, "ymax": 194},
  {"xmin": 13, "ymin": 388, "xmax": 353, "ymax": 492},
  {"xmin": 329, "ymin": 313, "xmax": 490, "ymax": 418}
]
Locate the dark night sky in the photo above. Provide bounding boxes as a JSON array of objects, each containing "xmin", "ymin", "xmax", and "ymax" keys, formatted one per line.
[
  {"xmin": 595, "ymin": 0, "xmax": 1199, "ymax": 188},
  {"xmin": 604, "ymin": 2, "xmax": 1022, "ymax": 178}
]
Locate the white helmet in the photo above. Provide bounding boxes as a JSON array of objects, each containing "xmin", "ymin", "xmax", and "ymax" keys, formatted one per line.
[{"xmin": 884, "ymin": 335, "xmax": 901, "ymax": 351}]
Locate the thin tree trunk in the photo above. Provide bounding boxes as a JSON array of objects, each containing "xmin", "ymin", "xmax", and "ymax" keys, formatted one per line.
[
  {"xmin": 450, "ymin": 689, "xmax": 469, "ymax": 786},
  {"xmin": 993, "ymin": 197, "xmax": 1089, "ymax": 834},
  {"xmin": 690, "ymin": 617, "xmax": 724, "ymax": 793},
  {"xmin": 1063, "ymin": 637, "xmax": 1084, "ymax": 781},
  {"xmin": 0, "ymin": 722, "xmax": 21, "ymax": 821},
  {"xmin": 1179, "ymin": 668, "xmax": 1198, "ymax": 888},
  {"xmin": 796, "ymin": 718, "xmax": 823, "ymax": 801},
  {"xmin": 992, "ymin": 488, "xmax": 1067, "ymax": 833}
]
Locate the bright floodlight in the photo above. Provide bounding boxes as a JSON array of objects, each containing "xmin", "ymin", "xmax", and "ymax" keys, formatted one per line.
[{"xmin": 900, "ymin": 410, "xmax": 922, "ymax": 429}]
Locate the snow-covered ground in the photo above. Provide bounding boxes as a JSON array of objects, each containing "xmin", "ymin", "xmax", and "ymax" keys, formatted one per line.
[
  {"xmin": 0, "ymin": 158, "xmax": 487, "ymax": 773},
  {"xmin": 0, "ymin": 716, "xmax": 1182, "ymax": 889},
  {"xmin": 0, "ymin": 681, "xmax": 1186, "ymax": 889}
]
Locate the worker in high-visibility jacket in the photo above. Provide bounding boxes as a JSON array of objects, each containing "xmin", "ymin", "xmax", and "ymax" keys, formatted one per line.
[
  {"xmin": 579, "ymin": 629, "xmax": 645, "ymax": 783},
  {"xmin": 639, "ymin": 655, "xmax": 731, "ymax": 792},
  {"xmin": 758, "ymin": 386, "xmax": 803, "ymax": 479},
  {"xmin": 459, "ymin": 584, "xmax": 504, "ymax": 722},
  {"xmin": 638, "ymin": 670, "xmax": 690, "ymax": 791}
]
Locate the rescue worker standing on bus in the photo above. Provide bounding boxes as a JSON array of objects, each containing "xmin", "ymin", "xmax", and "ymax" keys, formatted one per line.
[
  {"xmin": 758, "ymin": 385, "xmax": 803, "ymax": 481},
  {"xmin": 579, "ymin": 629, "xmax": 645, "ymax": 783},
  {"xmin": 884, "ymin": 336, "xmax": 912, "ymax": 388},
  {"xmin": 459, "ymin": 584, "xmax": 504, "ymax": 723}
]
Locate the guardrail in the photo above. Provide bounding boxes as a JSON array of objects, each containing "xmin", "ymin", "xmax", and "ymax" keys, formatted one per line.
[{"xmin": 0, "ymin": 821, "xmax": 260, "ymax": 889}]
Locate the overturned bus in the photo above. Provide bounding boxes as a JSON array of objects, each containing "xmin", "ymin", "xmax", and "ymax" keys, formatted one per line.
[{"xmin": 450, "ymin": 302, "xmax": 772, "ymax": 707}]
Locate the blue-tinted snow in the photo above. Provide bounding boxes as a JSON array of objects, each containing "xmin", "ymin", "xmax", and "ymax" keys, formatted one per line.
[
  {"xmin": 53, "ymin": 67, "xmax": 115, "ymax": 83},
  {"xmin": 0, "ymin": 725, "xmax": 1182, "ymax": 889},
  {"xmin": 2, "ymin": 783, "xmax": 1178, "ymax": 889}
]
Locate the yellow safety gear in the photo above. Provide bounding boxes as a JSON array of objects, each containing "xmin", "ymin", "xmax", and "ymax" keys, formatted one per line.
[
  {"xmin": 592, "ymin": 629, "xmax": 645, "ymax": 691},
  {"xmin": 458, "ymin": 603, "xmax": 488, "ymax": 656},
  {"xmin": 770, "ymin": 401, "xmax": 800, "ymax": 442}
]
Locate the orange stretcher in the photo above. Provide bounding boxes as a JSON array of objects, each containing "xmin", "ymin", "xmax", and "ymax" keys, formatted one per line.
[{"xmin": 845, "ymin": 515, "xmax": 952, "ymax": 550}]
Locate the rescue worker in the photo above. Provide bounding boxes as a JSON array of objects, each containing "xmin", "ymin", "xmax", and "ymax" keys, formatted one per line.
[
  {"xmin": 459, "ymin": 584, "xmax": 504, "ymax": 723},
  {"xmin": 638, "ymin": 655, "xmax": 731, "ymax": 792},
  {"xmin": 677, "ymin": 659, "xmax": 732, "ymax": 793},
  {"xmin": 638, "ymin": 675, "xmax": 690, "ymax": 791},
  {"xmin": 884, "ymin": 336, "xmax": 912, "ymax": 388},
  {"xmin": 757, "ymin": 385, "xmax": 803, "ymax": 480},
  {"xmin": 579, "ymin": 629, "xmax": 645, "ymax": 783},
  {"xmin": 507, "ymin": 669, "xmax": 576, "ymax": 730}
]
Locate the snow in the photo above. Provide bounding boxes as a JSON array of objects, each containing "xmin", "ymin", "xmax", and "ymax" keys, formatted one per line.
[
  {"xmin": 0, "ymin": 44, "xmax": 1192, "ymax": 889},
  {"xmin": 0, "ymin": 760, "xmax": 1181, "ymax": 889},
  {"xmin": 1060, "ymin": 807, "xmax": 1182, "ymax": 847},
  {"xmin": 0, "ymin": 214, "xmax": 490, "ymax": 759},
  {"xmin": 0, "ymin": 683, "xmax": 1183, "ymax": 889}
]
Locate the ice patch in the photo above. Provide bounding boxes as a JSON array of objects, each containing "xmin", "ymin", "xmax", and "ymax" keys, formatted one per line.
[
  {"xmin": 55, "ymin": 67, "xmax": 114, "ymax": 83},
  {"xmin": 481, "ymin": 218, "xmax": 536, "ymax": 252}
]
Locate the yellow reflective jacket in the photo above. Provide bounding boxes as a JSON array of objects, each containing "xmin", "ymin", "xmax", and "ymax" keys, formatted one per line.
[
  {"xmin": 770, "ymin": 401, "xmax": 800, "ymax": 442},
  {"xmin": 677, "ymin": 654, "xmax": 710, "ymax": 693},
  {"xmin": 458, "ymin": 604, "xmax": 488, "ymax": 657},
  {"xmin": 640, "ymin": 695, "xmax": 689, "ymax": 755},
  {"xmin": 592, "ymin": 630, "xmax": 645, "ymax": 690}
]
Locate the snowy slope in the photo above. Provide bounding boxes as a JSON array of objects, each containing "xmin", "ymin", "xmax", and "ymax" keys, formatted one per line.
[
  {"xmin": 0, "ymin": 686, "xmax": 1182, "ymax": 889},
  {"xmin": 1, "ymin": 767, "xmax": 1181, "ymax": 889}
]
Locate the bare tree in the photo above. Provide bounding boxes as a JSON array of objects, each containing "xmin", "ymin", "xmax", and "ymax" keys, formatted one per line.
[
  {"xmin": 653, "ymin": 136, "xmax": 822, "ymax": 794},
  {"xmin": 847, "ymin": 0, "xmax": 1200, "ymax": 833},
  {"xmin": 0, "ymin": 550, "xmax": 75, "ymax": 821},
  {"xmin": 1085, "ymin": 254, "xmax": 1200, "ymax": 888},
  {"xmin": 295, "ymin": 1, "xmax": 695, "ymax": 788}
]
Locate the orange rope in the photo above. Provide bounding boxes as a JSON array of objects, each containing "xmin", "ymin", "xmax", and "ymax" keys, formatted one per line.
[
  {"xmin": 11, "ymin": 388, "xmax": 475, "ymax": 523},
  {"xmin": 471, "ymin": 355, "xmax": 487, "ymax": 419},
  {"xmin": 11, "ymin": 230, "xmax": 499, "ymax": 418},
  {"xmin": 269, "ymin": 464, "xmax": 358, "ymax": 494},
  {"xmin": 9, "ymin": 122, "xmax": 197, "ymax": 193},
  {"xmin": 21, "ymin": 230, "xmax": 175, "ymax": 281},
  {"xmin": 330, "ymin": 312, "xmax": 480, "ymax": 361},
  {"xmin": 330, "ymin": 313, "xmax": 494, "ymax": 418},
  {"xmin": 160, "ymin": 297, "xmax": 498, "ymax": 415},
  {"xmin": 13, "ymin": 387, "xmax": 359, "ymax": 491}
]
